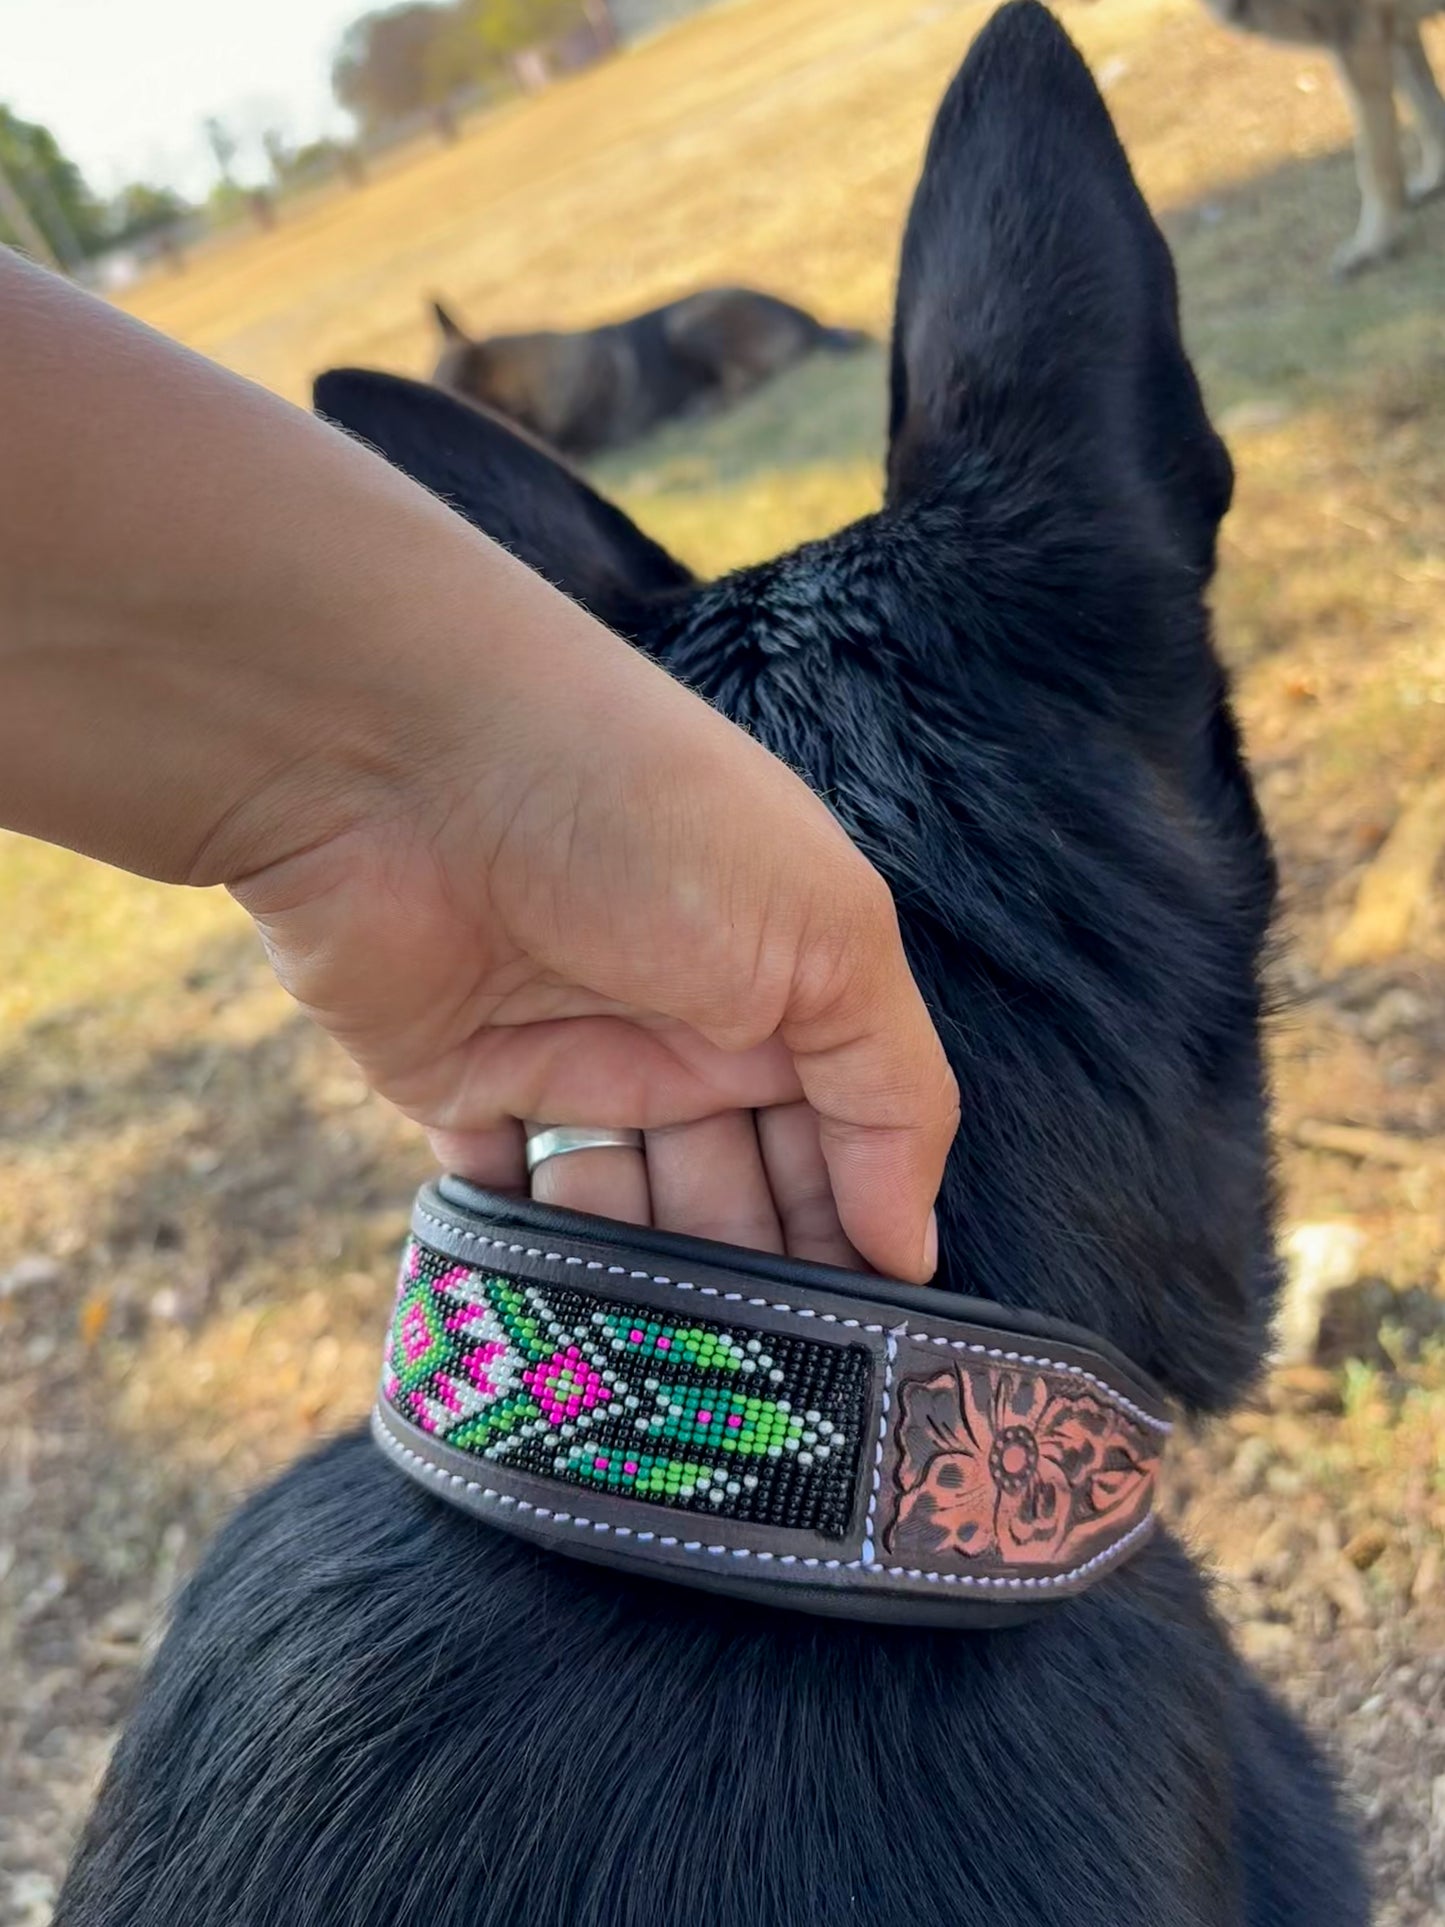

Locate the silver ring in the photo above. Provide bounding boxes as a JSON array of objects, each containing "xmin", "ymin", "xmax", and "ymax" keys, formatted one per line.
[{"xmin": 524, "ymin": 1125, "xmax": 644, "ymax": 1175}]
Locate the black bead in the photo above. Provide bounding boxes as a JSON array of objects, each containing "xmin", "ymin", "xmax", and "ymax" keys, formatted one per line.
[{"xmin": 389, "ymin": 1241, "xmax": 872, "ymax": 1539}]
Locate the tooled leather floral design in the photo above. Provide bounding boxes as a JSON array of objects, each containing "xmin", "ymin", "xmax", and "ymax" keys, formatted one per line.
[{"xmin": 884, "ymin": 1362, "xmax": 1158, "ymax": 1567}]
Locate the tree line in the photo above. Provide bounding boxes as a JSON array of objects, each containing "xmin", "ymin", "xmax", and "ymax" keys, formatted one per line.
[
  {"xmin": 334, "ymin": 0, "xmax": 612, "ymax": 135},
  {"xmin": 0, "ymin": 106, "xmax": 189, "ymax": 265},
  {"xmin": 0, "ymin": 0, "xmax": 614, "ymax": 268}
]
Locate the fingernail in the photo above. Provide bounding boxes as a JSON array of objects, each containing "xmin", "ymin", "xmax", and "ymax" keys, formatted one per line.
[{"xmin": 922, "ymin": 1209, "xmax": 938, "ymax": 1279}]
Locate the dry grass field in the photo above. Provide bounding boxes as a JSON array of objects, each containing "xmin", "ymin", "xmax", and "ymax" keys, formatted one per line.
[{"xmin": 3, "ymin": 0, "xmax": 1444, "ymax": 1918}]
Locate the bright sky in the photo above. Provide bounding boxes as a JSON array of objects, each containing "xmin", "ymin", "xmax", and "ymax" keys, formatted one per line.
[{"xmin": 0, "ymin": 0, "xmax": 368, "ymax": 199}]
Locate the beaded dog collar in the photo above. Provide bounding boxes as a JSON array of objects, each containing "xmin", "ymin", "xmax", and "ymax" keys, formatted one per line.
[{"xmin": 372, "ymin": 1179, "xmax": 1172, "ymax": 1628}]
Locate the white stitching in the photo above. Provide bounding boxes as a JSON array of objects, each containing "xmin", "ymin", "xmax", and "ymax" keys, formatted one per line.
[
  {"xmin": 374, "ymin": 1416, "xmax": 1155, "ymax": 1592},
  {"xmin": 859, "ymin": 1332, "xmax": 895, "ymax": 1566},
  {"xmin": 412, "ymin": 1207, "xmax": 1171, "ymax": 1435}
]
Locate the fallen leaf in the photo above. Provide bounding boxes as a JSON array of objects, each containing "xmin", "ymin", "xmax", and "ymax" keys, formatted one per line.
[
  {"xmin": 79, "ymin": 1291, "xmax": 111, "ymax": 1347},
  {"xmin": 1343, "ymin": 1525, "xmax": 1390, "ymax": 1571},
  {"xmin": 1329, "ymin": 778, "xmax": 1445, "ymax": 969}
]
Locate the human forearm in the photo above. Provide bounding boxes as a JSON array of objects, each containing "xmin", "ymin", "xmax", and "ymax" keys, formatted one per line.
[
  {"xmin": 0, "ymin": 256, "xmax": 955, "ymax": 1278},
  {"xmin": 0, "ymin": 252, "xmax": 668, "ymax": 886}
]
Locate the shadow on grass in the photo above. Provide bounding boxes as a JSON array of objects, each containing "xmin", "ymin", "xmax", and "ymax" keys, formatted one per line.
[
  {"xmin": 0, "ymin": 928, "xmax": 273, "ymax": 1150},
  {"xmin": 0, "ymin": 918, "xmax": 423, "ymax": 1319},
  {"xmin": 0, "ymin": 935, "xmax": 424, "ymax": 1899},
  {"xmin": 1164, "ymin": 144, "xmax": 1445, "ymax": 417},
  {"xmin": 588, "ymin": 341, "xmax": 888, "ymax": 502},
  {"xmin": 582, "ymin": 141, "xmax": 1442, "ymax": 534}
]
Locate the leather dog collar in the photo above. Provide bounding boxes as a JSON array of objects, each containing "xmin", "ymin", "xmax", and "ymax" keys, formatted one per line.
[{"xmin": 373, "ymin": 1179, "xmax": 1172, "ymax": 1628}]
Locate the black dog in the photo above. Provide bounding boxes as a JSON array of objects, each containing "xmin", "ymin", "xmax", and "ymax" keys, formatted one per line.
[
  {"xmin": 429, "ymin": 286, "xmax": 869, "ymax": 455},
  {"xmin": 58, "ymin": 9, "xmax": 1366, "ymax": 1923}
]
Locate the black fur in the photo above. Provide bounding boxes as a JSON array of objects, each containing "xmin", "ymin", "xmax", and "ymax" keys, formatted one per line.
[
  {"xmin": 314, "ymin": 369, "xmax": 695, "ymax": 635},
  {"xmin": 427, "ymin": 287, "xmax": 869, "ymax": 456},
  {"xmin": 58, "ymin": 8, "xmax": 1365, "ymax": 1923}
]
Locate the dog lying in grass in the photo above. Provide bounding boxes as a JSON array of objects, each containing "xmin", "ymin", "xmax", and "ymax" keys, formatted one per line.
[
  {"xmin": 1203, "ymin": 0, "xmax": 1445, "ymax": 272},
  {"xmin": 58, "ymin": 7, "xmax": 1366, "ymax": 1922},
  {"xmin": 428, "ymin": 286, "xmax": 869, "ymax": 454}
]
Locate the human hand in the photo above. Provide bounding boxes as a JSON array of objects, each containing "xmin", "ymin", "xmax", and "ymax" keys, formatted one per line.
[
  {"xmin": 0, "ymin": 255, "xmax": 955, "ymax": 1280},
  {"xmin": 232, "ymin": 559, "xmax": 956, "ymax": 1282}
]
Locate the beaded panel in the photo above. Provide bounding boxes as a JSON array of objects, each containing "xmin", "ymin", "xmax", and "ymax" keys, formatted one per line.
[{"xmin": 382, "ymin": 1239, "xmax": 872, "ymax": 1539}]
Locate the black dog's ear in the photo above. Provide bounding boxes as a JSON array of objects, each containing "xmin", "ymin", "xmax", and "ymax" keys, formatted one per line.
[
  {"xmin": 886, "ymin": 1, "xmax": 1231, "ymax": 569},
  {"xmin": 430, "ymin": 297, "xmax": 469, "ymax": 344},
  {"xmin": 314, "ymin": 369, "xmax": 693, "ymax": 634}
]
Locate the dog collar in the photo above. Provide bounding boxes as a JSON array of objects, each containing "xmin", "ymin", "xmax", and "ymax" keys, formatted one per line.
[{"xmin": 373, "ymin": 1179, "xmax": 1171, "ymax": 1628}]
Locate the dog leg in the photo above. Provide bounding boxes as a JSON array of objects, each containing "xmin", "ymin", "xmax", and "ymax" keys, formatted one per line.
[
  {"xmin": 1331, "ymin": 23, "xmax": 1409, "ymax": 273},
  {"xmin": 1394, "ymin": 20, "xmax": 1445, "ymax": 200}
]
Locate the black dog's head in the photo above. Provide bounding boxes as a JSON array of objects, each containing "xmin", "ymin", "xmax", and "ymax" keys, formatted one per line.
[
  {"xmin": 318, "ymin": 1, "xmax": 1274, "ymax": 1413},
  {"xmin": 60, "ymin": 22, "xmax": 1359, "ymax": 1927}
]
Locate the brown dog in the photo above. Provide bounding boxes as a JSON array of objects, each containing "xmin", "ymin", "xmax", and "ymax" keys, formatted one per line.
[
  {"xmin": 1203, "ymin": 0, "xmax": 1445, "ymax": 272},
  {"xmin": 429, "ymin": 288, "xmax": 870, "ymax": 454}
]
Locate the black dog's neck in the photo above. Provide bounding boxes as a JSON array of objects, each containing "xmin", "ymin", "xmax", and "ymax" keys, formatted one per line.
[
  {"xmin": 433, "ymin": 1175, "xmax": 1155, "ymax": 1386},
  {"xmin": 378, "ymin": 1179, "xmax": 1171, "ymax": 1627}
]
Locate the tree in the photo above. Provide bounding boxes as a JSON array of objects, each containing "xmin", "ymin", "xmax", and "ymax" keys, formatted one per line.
[
  {"xmin": 471, "ymin": 0, "xmax": 587, "ymax": 59},
  {"xmin": 278, "ymin": 137, "xmax": 369, "ymax": 188},
  {"xmin": 107, "ymin": 182, "xmax": 191, "ymax": 248},
  {"xmin": 332, "ymin": 0, "xmax": 598, "ymax": 131},
  {"xmin": 0, "ymin": 158, "xmax": 58, "ymax": 270},
  {"xmin": 435, "ymin": 0, "xmax": 589, "ymax": 78},
  {"xmin": 261, "ymin": 128, "xmax": 292, "ymax": 185},
  {"xmin": 423, "ymin": 4, "xmax": 495, "ymax": 98},
  {"xmin": 0, "ymin": 105, "xmax": 105, "ymax": 264},
  {"xmin": 203, "ymin": 117, "xmax": 240, "ymax": 189},
  {"xmin": 332, "ymin": 5, "xmax": 454, "ymax": 133}
]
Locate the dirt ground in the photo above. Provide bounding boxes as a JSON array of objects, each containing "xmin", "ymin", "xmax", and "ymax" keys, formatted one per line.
[{"xmin": 2, "ymin": 0, "xmax": 1443, "ymax": 1919}]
